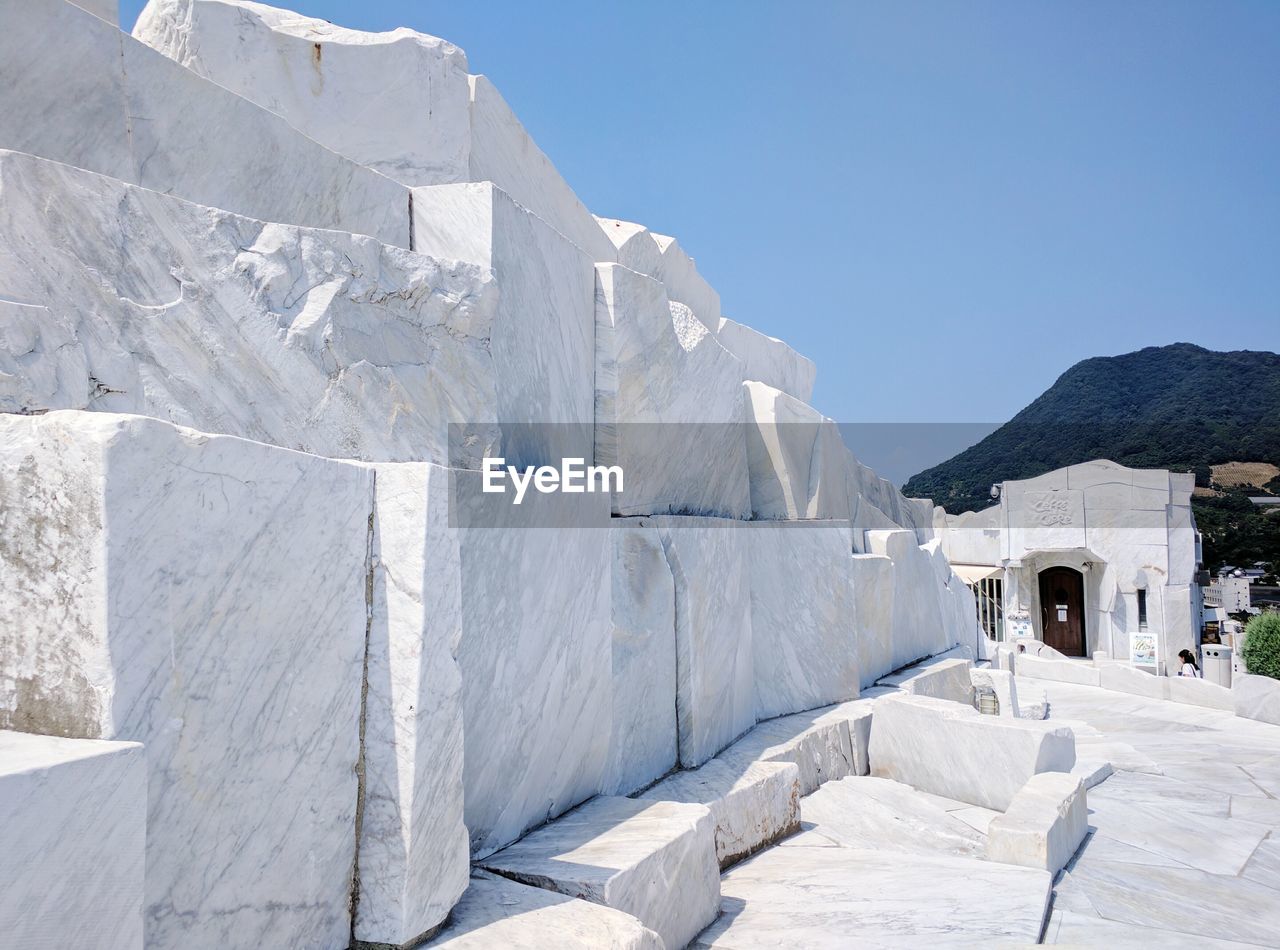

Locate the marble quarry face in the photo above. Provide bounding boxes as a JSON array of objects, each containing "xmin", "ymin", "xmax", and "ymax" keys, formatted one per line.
[{"xmin": 0, "ymin": 2, "xmax": 1136, "ymax": 947}]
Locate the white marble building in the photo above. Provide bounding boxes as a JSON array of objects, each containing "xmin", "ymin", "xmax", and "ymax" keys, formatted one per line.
[{"xmin": 936, "ymin": 460, "xmax": 1203, "ymax": 675}]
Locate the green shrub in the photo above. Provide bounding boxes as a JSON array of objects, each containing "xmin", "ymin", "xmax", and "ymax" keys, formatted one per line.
[{"xmin": 1241, "ymin": 612, "xmax": 1280, "ymax": 680}]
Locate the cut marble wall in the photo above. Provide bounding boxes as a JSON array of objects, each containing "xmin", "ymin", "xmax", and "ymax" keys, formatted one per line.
[
  {"xmin": 717, "ymin": 316, "xmax": 816, "ymax": 403},
  {"xmin": 851, "ymin": 553, "xmax": 896, "ymax": 687},
  {"xmin": 867, "ymin": 530, "xmax": 956, "ymax": 672},
  {"xmin": 743, "ymin": 381, "xmax": 852, "ymax": 521},
  {"xmin": 649, "ymin": 232, "xmax": 721, "ymax": 333},
  {"xmin": 651, "ymin": 516, "xmax": 755, "ymax": 768},
  {"xmin": 0, "ymin": 731, "xmax": 145, "ymax": 950},
  {"xmin": 454, "ymin": 477, "xmax": 612, "ymax": 856},
  {"xmin": 0, "ymin": 411, "xmax": 369, "ymax": 950},
  {"xmin": 469, "ymin": 75, "xmax": 618, "ymax": 262},
  {"xmin": 0, "ymin": 149, "xmax": 498, "ymax": 467},
  {"xmin": 602, "ymin": 519, "xmax": 677, "ymax": 797},
  {"xmin": 594, "ymin": 263, "xmax": 751, "ymax": 517},
  {"xmin": 135, "ymin": 0, "xmax": 473, "ymax": 187},
  {"xmin": 596, "ymin": 217, "xmax": 665, "ymax": 276},
  {"xmin": 356, "ymin": 463, "xmax": 469, "ymax": 947},
  {"xmin": 0, "ymin": 0, "xmax": 407, "ymax": 245},
  {"xmin": 411, "ymin": 181, "xmax": 595, "ymax": 468},
  {"xmin": 745, "ymin": 521, "xmax": 859, "ymax": 719},
  {"xmin": 71, "ymin": 0, "xmax": 118, "ymax": 23}
]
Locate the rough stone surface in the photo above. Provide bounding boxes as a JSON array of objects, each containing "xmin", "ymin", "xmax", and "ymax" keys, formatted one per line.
[
  {"xmin": 424, "ymin": 871, "xmax": 663, "ymax": 950},
  {"xmin": 866, "ymin": 530, "xmax": 957, "ymax": 672},
  {"xmin": 0, "ymin": 731, "xmax": 145, "ymax": 950},
  {"xmin": 0, "ymin": 148, "xmax": 498, "ymax": 467},
  {"xmin": 480, "ymin": 796, "xmax": 720, "ymax": 950},
  {"xmin": 694, "ymin": 846, "xmax": 1052, "ymax": 948},
  {"xmin": 455, "ymin": 485, "xmax": 612, "ymax": 857},
  {"xmin": 811, "ymin": 696, "xmax": 879, "ymax": 776},
  {"xmin": 987, "ymin": 772, "xmax": 1088, "ymax": 873},
  {"xmin": 745, "ymin": 521, "xmax": 859, "ymax": 720},
  {"xmin": 602, "ymin": 519, "xmax": 677, "ymax": 797},
  {"xmin": 135, "ymin": 0, "xmax": 473, "ymax": 187},
  {"xmin": 594, "ymin": 263, "xmax": 751, "ymax": 518},
  {"xmin": 0, "ymin": 0, "xmax": 407, "ymax": 245},
  {"xmin": 0, "ymin": 411, "xmax": 369, "ymax": 950},
  {"xmin": 869, "ymin": 693, "xmax": 1076, "ymax": 811},
  {"xmin": 970, "ymin": 666, "xmax": 1021, "ymax": 717},
  {"xmin": 640, "ymin": 759, "xmax": 801, "ymax": 868},
  {"xmin": 1233, "ymin": 672, "xmax": 1280, "ymax": 725},
  {"xmin": 650, "ymin": 517, "xmax": 755, "ymax": 768},
  {"xmin": 878, "ymin": 655, "xmax": 974, "ymax": 705},
  {"xmin": 355, "ymin": 463, "xmax": 468, "ymax": 946},
  {"xmin": 411, "ymin": 181, "xmax": 595, "ymax": 468},
  {"xmin": 716, "ymin": 316, "xmax": 816, "ymax": 402},
  {"xmin": 719, "ymin": 708, "xmax": 856, "ymax": 796},
  {"xmin": 649, "ymin": 232, "xmax": 721, "ymax": 333}
]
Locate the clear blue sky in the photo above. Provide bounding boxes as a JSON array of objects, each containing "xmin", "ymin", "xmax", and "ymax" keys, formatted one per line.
[{"xmin": 120, "ymin": 0, "xmax": 1280, "ymax": 427}]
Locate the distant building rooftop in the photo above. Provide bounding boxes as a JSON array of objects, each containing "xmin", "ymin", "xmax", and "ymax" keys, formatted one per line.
[{"xmin": 1249, "ymin": 497, "xmax": 1280, "ymax": 506}]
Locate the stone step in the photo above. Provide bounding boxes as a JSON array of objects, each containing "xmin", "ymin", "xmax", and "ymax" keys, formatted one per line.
[
  {"xmin": 478, "ymin": 796, "xmax": 720, "ymax": 950},
  {"xmin": 423, "ymin": 871, "xmax": 663, "ymax": 949},
  {"xmin": 693, "ymin": 845, "xmax": 1052, "ymax": 948},
  {"xmin": 638, "ymin": 760, "xmax": 800, "ymax": 869},
  {"xmin": 986, "ymin": 772, "xmax": 1089, "ymax": 874},
  {"xmin": 788, "ymin": 776, "xmax": 987, "ymax": 859}
]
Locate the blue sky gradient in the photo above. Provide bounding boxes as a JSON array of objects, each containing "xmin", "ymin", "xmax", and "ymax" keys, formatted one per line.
[{"xmin": 120, "ymin": 0, "xmax": 1280, "ymax": 428}]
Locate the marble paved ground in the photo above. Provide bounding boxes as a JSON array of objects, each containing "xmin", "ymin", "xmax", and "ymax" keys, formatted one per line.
[
  {"xmin": 1028, "ymin": 678, "xmax": 1280, "ymax": 948},
  {"xmin": 693, "ymin": 679, "xmax": 1280, "ymax": 947}
]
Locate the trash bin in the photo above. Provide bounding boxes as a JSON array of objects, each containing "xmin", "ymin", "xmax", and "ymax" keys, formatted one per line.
[{"xmin": 1202, "ymin": 644, "xmax": 1233, "ymax": 688}]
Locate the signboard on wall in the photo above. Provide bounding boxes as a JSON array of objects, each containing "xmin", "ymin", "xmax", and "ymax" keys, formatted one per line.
[{"xmin": 1130, "ymin": 632, "xmax": 1157, "ymax": 668}]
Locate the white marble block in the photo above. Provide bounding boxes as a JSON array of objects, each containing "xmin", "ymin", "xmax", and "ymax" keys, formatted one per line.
[
  {"xmin": 640, "ymin": 759, "xmax": 801, "ymax": 868},
  {"xmin": 716, "ymin": 316, "xmax": 816, "ymax": 402},
  {"xmin": 596, "ymin": 217, "xmax": 664, "ymax": 276},
  {"xmin": 719, "ymin": 707, "xmax": 857, "ymax": 796},
  {"xmin": 0, "ymin": 0, "xmax": 407, "ymax": 245},
  {"xmin": 594, "ymin": 263, "xmax": 752, "ymax": 518},
  {"xmin": 455, "ymin": 484, "xmax": 612, "ymax": 856},
  {"xmin": 987, "ymin": 772, "xmax": 1088, "ymax": 874},
  {"xmin": 1099, "ymin": 663, "xmax": 1169, "ymax": 699},
  {"xmin": 355, "ymin": 463, "xmax": 469, "ymax": 947},
  {"xmin": 0, "ymin": 731, "xmax": 145, "ymax": 949},
  {"xmin": 424, "ymin": 871, "xmax": 663, "ymax": 949},
  {"xmin": 469, "ymin": 74, "xmax": 617, "ymax": 262},
  {"xmin": 877, "ymin": 656, "xmax": 974, "ymax": 706},
  {"xmin": 851, "ymin": 553, "xmax": 896, "ymax": 687},
  {"xmin": 136, "ymin": 0, "xmax": 473, "ymax": 186},
  {"xmin": 0, "ymin": 148, "xmax": 499, "ymax": 467},
  {"xmin": 411, "ymin": 181, "xmax": 595, "ymax": 467},
  {"xmin": 745, "ymin": 521, "xmax": 860, "ymax": 719},
  {"xmin": 602, "ymin": 519, "xmax": 677, "ymax": 797},
  {"xmin": 1232, "ymin": 672, "xmax": 1280, "ymax": 724},
  {"xmin": 970, "ymin": 667, "xmax": 1022, "ymax": 717},
  {"xmin": 743, "ymin": 381, "xmax": 854, "ymax": 521},
  {"xmin": 650, "ymin": 232, "xmax": 722, "ymax": 333},
  {"xmin": 651, "ymin": 517, "xmax": 755, "ymax": 768},
  {"xmin": 866, "ymin": 530, "xmax": 955, "ymax": 671},
  {"xmin": 0, "ymin": 411, "xmax": 370, "ymax": 950},
  {"xmin": 1017, "ymin": 654, "xmax": 1103, "ymax": 687},
  {"xmin": 71, "ymin": 0, "xmax": 118, "ymax": 23},
  {"xmin": 869, "ymin": 693, "xmax": 1076, "ymax": 811},
  {"xmin": 480, "ymin": 796, "xmax": 721, "ymax": 950}
]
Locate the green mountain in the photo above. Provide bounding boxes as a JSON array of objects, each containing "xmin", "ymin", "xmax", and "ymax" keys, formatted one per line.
[{"xmin": 903, "ymin": 343, "xmax": 1280, "ymax": 572}]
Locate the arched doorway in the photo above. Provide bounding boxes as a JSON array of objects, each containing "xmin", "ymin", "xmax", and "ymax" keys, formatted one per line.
[{"xmin": 1038, "ymin": 566, "xmax": 1086, "ymax": 656}]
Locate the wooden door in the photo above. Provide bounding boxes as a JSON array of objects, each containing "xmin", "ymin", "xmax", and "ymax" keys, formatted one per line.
[{"xmin": 1039, "ymin": 567, "xmax": 1085, "ymax": 656}]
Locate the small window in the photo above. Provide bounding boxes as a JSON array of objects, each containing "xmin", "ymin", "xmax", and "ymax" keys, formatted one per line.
[{"xmin": 1137, "ymin": 589, "xmax": 1148, "ymax": 630}]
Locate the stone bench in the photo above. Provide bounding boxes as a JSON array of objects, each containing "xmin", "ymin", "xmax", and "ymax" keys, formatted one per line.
[
  {"xmin": 0, "ymin": 731, "xmax": 145, "ymax": 949},
  {"xmin": 479, "ymin": 796, "xmax": 720, "ymax": 950},
  {"xmin": 878, "ymin": 655, "xmax": 975, "ymax": 705},
  {"xmin": 869, "ymin": 693, "xmax": 1076, "ymax": 810},
  {"xmin": 1016, "ymin": 654, "xmax": 1102, "ymax": 687},
  {"xmin": 639, "ymin": 759, "xmax": 800, "ymax": 868},
  {"xmin": 986, "ymin": 772, "xmax": 1088, "ymax": 874},
  {"xmin": 1234, "ymin": 672, "xmax": 1280, "ymax": 725},
  {"xmin": 717, "ymin": 703, "xmax": 860, "ymax": 796}
]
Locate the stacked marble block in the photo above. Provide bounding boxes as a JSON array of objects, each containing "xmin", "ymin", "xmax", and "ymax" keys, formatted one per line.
[
  {"xmin": 0, "ymin": 1, "xmax": 991, "ymax": 947},
  {"xmin": 0, "ymin": 731, "xmax": 145, "ymax": 949}
]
